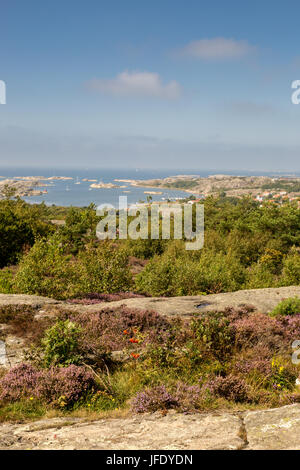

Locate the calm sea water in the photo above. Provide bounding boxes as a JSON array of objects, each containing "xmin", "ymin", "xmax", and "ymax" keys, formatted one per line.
[{"xmin": 0, "ymin": 167, "xmax": 298, "ymax": 207}]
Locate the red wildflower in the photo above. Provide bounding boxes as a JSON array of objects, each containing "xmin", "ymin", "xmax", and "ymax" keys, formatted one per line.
[{"xmin": 131, "ymin": 353, "xmax": 140, "ymax": 359}]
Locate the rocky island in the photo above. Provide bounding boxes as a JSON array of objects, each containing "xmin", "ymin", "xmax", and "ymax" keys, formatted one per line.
[{"xmin": 129, "ymin": 174, "xmax": 300, "ymax": 198}]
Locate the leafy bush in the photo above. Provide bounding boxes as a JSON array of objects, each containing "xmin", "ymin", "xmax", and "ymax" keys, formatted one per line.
[
  {"xmin": 270, "ymin": 297, "xmax": 300, "ymax": 317},
  {"xmin": 75, "ymin": 243, "xmax": 132, "ymax": 294},
  {"xmin": 0, "ymin": 268, "xmax": 14, "ymax": 294},
  {"xmin": 136, "ymin": 248, "xmax": 246, "ymax": 296},
  {"xmin": 281, "ymin": 250, "xmax": 300, "ymax": 285},
  {"xmin": 41, "ymin": 320, "xmax": 83, "ymax": 367},
  {"xmin": 14, "ymin": 237, "xmax": 132, "ymax": 299},
  {"xmin": 191, "ymin": 313, "xmax": 235, "ymax": 359},
  {"xmin": 0, "ymin": 206, "xmax": 34, "ymax": 268},
  {"xmin": 14, "ymin": 236, "xmax": 78, "ymax": 299}
]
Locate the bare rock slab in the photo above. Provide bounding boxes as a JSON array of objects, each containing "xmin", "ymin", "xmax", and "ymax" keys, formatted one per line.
[
  {"xmin": 0, "ymin": 413, "xmax": 244, "ymax": 450},
  {"xmin": 244, "ymin": 404, "xmax": 300, "ymax": 450}
]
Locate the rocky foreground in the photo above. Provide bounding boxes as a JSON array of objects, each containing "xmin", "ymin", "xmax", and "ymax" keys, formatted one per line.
[
  {"xmin": 1, "ymin": 287, "xmax": 300, "ymax": 450},
  {"xmin": 1, "ymin": 404, "xmax": 300, "ymax": 450}
]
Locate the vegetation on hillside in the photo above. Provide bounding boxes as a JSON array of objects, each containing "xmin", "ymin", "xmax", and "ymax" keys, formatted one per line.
[
  {"xmin": 0, "ymin": 301, "xmax": 300, "ymax": 420},
  {"xmin": 0, "ymin": 195, "xmax": 298, "ymax": 298},
  {"xmin": 0, "ymin": 195, "xmax": 299, "ymax": 420}
]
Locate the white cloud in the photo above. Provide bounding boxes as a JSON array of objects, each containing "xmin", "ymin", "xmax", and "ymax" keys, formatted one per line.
[
  {"xmin": 179, "ymin": 37, "xmax": 255, "ymax": 60},
  {"xmin": 87, "ymin": 71, "xmax": 181, "ymax": 99}
]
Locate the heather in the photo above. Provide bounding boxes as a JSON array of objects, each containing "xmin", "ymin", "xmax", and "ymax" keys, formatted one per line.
[
  {"xmin": 1, "ymin": 303, "xmax": 300, "ymax": 420},
  {"xmin": 0, "ymin": 363, "xmax": 97, "ymax": 407}
]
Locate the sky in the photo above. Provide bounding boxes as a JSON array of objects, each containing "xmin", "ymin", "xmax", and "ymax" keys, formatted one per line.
[{"xmin": 1, "ymin": 0, "xmax": 300, "ymax": 171}]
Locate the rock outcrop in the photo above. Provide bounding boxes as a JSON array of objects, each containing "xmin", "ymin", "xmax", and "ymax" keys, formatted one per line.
[{"xmin": 1, "ymin": 405, "xmax": 300, "ymax": 450}]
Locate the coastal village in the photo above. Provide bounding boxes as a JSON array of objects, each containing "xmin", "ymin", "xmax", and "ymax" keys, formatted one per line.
[{"xmin": 0, "ymin": 174, "xmax": 299, "ymax": 208}]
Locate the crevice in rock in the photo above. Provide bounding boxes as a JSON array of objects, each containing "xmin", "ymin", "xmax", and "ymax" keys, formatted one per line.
[{"xmin": 237, "ymin": 414, "xmax": 249, "ymax": 450}]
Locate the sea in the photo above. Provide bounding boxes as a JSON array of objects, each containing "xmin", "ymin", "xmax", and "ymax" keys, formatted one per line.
[{"xmin": 0, "ymin": 167, "xmax": 298, "ymax": 208}]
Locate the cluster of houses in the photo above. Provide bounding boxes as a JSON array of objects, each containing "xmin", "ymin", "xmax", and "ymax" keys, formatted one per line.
[{"xmin": 255, "ymin": 191, "xmax": 300, "ymax": 206}]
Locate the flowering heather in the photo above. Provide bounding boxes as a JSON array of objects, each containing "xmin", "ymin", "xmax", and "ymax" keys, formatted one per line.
[
  {"xmin": 235, "ymin": 357, "xmax": 272, "ymax": 376},
  {"xmin": 0, "ymin": 363, "xmax": 97, "ymax": 406},
  {"xmin": 276, "ymin": 314, "xmax": 300, "ymax": 344},
  {"xmin": 203, "ymin": 374, "xmax": 249, "ymax": 402},
  {"xmin": 221, "ymin": 304, "xmax": 256, "ymax": 322},
  {"xmin": 173, "ymin": 382, "xmax": 202, "ymax": 412},
  {"xmin": 0, "ymin": 363, "xmax": 42, "ymax": 402},
  {"xmin": 131, "ymin": 385, "xmax": 177, "ymax": 413},
  {"xmin": 233, "ymin": 313, "xmax": 286, "ymax": 350},
  {"xmin": 67, "ymin": 292, "xmax": 147, "ymax": 305},
  {"xmin": 71, "ymin": 306, "xmax": 172, "ymax": 353},
  {"xmin": 38, "ymin": 365, "xmax": 96, "ymax": 405}
]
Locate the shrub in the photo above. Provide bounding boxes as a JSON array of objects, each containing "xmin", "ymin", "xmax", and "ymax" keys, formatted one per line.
[
  {"xmin": 0, "ymin": 268, "xmax": 14, "ymax": 294},
  {"xmin": 191, "ymin": 313, "xmax": 235, "ymax": 359},
  {"xmin": 131, "ymin": 385, "xmax": 177, "ymax": 413},
  {"xmin": 270, "ymin": 297, "xmax": 300, "ymax": 317},
  {"xmin": 38, "ymin": 365, "xmax": 96, "ymax": 406},
  {"xmin": 203, "ymin": 374, "xmax": 249, "ymax": 402},
  {"xmin": 233, "ymin": 313, "xmax": 286, "ymax": 350},
  {"xmin": 14, "ymin": 237, "xmax": 132, "ymax": 299},
  {"xmin": 0, "ymin": 206, "xmax": 34, "ymax": 268},
  {"xmin": 135, "ymin": 254, "xmax": 177, "ymax": 296},
  {"xmin": 173, "ymin": 382, "xmax": 202, "ymax": 412},
  {"xmin": 14, "ymin": 236, "xmax": 78, "ymax": 299},
  {"xmin": 75, "ymin": 243, "xmax": 132, "ymax": 295},
  {"xmin": 41, "ymin": 320, "xmax": 82, "ymax": 367},
  {"xmin": 71, "ymin": 306, "xmax": 172, "ymax": 357},
  {"xmin": 281, "ymin": 249, "xmax": 300, "ymax": 286},
  {"xmin": 0, "ymin": 363, "xmax": 41, "ymax": 402},
  {"xmin": 136, "ymin": 249, "xmax": 246, "ymax": 296},
  {"xmin": 0, "ymin": 363, "xmax": 97, "ymax": 407}
]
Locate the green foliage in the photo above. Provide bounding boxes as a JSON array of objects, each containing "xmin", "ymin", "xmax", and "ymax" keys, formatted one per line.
[
  {"xmin": 281, "ymin": 249, "xmax": 300, "ymax": 285},
  {"xmin": 0, "ymin": 206, "xmax": 34, "ymax": 268},
  {"xmin": 76, "ymin": 242, "xmax": 133, "ymax": 294},
  {"xmin": 269, "ymin": 297, "xmax": 300, "ymax": 317},
  {"xmin": 136, "ymin": 247, "xmax": 245, "ymax": 296},
  {"xmin": 14, "ymin": 236, "xmax": 132, "ymax": 299},
  {"xmin": 0, "ymin": 199, "xmax": 55, "ymax": 269},
  {"xmin": 57, "ymin": 204, "xmax": 98, "ymax": 254},
  {"xmin": 41, "ymin": 320, "xmax": 82, "ymax": 367},
  {"xmin": 122, "ymin": 238, "xmax": 167, "ymax": 259},
  {"xmin": 14, "ymin": 235, "xmax": 78, "ymax": 299},
  {"xmin": 2, "ymin": 196, "xmax": 299, "ymax": 299},
  {"xmin": 0, "ymin": 268, "xmax": 14, "ymax": 294},
  {"xmin": 191, "ymin": 313, "xmax": 235, "ymax": 359}
]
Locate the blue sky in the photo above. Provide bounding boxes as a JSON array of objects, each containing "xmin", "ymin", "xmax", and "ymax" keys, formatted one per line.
[{"xmin": 1, "ymin": 0, "xmax": 300, "ymax": 171}]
